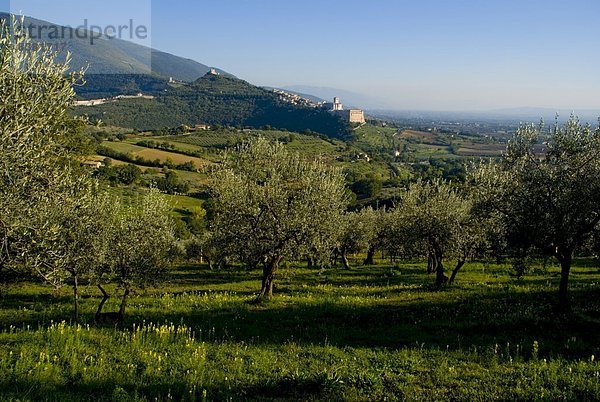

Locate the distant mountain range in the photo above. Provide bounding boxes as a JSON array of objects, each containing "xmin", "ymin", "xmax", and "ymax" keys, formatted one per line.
[{"xmin": 0, "ymin": 13, "xmax": 230, "ymax": 81}]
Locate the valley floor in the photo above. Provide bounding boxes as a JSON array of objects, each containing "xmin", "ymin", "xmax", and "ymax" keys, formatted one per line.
[{"xmin": 1, "ymin": 260, "xmax": 599, "ymax": 401}]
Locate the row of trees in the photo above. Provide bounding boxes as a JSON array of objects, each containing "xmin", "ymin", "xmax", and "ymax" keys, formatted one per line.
[
  {"xmin": 205, "ymin": 121, "xmax": 600, "ymax": 312},
  {"xmin": 204, "ymin": 157, "xmax": 485, "ymax": 295}
]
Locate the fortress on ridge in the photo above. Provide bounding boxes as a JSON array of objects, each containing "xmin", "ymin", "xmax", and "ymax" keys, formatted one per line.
[
  {"xmin": 323, "ymin": 97, "xmax": 366, "ymax": 124},
  {"xmin": 272, "ymin": 90, "xmax": 366, "ymax": 123}
]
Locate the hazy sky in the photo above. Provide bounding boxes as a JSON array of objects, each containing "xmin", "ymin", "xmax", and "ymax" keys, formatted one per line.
[{"xmin": 4, "ymin": 0, "xmax": 600, "ymax": 111}]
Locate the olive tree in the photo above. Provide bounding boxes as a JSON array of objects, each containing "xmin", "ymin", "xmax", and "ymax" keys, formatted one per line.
[
  {"xmin": 184, "ymin": 231, "xmax": 228, "ymax": 270},
  {"xmin": 361, "ymin": 208, "xmax": 390, "ymax": 266},
  {"xmin": 97, "ymin": 189, "xmax": 178, "ymax": 320},
  {"xmin": 0, "ymin": 18, "xmax": 119, "ymax": 323},
  {"xmin": 473, "ymin": 117, "xmax": 600, "ymax": 311},
  {"xmin": 210, "ymin": 138, "xmax": 347, "ymax": 300},
  {"xmin": 0, "ymin": 17, "xmax": 88, "ymax": 291},
  {"xmin": 391, "ymin": 180, "xmax": 480, "ymax": 286},
  {"xmin": 14, "ymin": 171, "xmax": 116, "ymax": 322},
  {"xmin": 337, "ymin": 208, "xmax": 379, "ymax": 269},
  {"xmin": 49, "ymin": 183, "xmax": 115, "ymax": 322}
]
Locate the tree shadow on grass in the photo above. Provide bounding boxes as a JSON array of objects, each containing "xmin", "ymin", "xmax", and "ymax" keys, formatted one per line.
[
  {"xmin": 0, "ymin": 293, "xmax": 72, "ymax": 311},
  {"xmin": 120, "ymin": 286, "xmax": 600, "ymax": 359},
  {"xmin": 3, "ymin": 265, "xmax": 600, "ymax": 359},
  {"xmin": 1, "ymin": 378, "xmax": 336, "ymax": 402},
  {"xmin": 167, "ymin": 265, "xmax": 256, "ymax": 286}
]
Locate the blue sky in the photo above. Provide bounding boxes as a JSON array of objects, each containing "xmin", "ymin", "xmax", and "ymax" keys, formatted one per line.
[{"xmin": 3, "ymin": 0, "xmax": 600, "ymax": 111}]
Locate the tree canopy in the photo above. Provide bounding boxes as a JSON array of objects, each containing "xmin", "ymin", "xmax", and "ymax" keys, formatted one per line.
[
  {"xmin": 473, "ymin": 117, "xmax": 600, "ymax": 310},
  {"xmin": 210, "ymin": 137, "xmax": 348, "ymax": 299}
]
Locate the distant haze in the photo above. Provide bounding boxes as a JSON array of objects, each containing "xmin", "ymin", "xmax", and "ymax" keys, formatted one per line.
[{"xmin": 4, "ymin": 0, "xmax": 600, "ymax": 112}]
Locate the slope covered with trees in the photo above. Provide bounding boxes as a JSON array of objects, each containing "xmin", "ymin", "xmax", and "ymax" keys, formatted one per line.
[
  {"xmin": 76, "ymin": 74, "xmax": 171, "ymax": 99},
  {"xmin": 75, "ymin": 74, "xmax": 353, "ymax": 139}
]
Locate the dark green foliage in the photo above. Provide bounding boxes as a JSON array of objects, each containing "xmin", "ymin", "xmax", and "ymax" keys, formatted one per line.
[
  {"xmin": 76, "ymin": 74, "xmax": 170, "ymax": 100},
  {"xmin": 155, "ymin": 171, "xmax": 189, "ymax": 195},
  {"xmin": 350, "ymin": 174, "xmax": 383, "ymax": 198},
  {"xmin": 95, "ymin": 164, "xmax": 142, "ymax": 185},
  {"xmin": 136, "ymin": 140, "xmax": 204, "ymax": 159},
  {"xmin": 414, "ymin": 158, "xmax": 467, "ymax": 182}
]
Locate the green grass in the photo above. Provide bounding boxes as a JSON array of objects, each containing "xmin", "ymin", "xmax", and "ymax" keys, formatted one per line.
[
  {"xmin": 165, "ymin": 193, "xmax": 205, "ymax": 217},
  {"xmin": 105, "ymin": 187, "xmax": 205, "ymax": 217},
  {"xmin": 1, "ymin": 260, "xmax": 600, "ymax": 400},
  {"xmin": 101, "ymin": 141, "xmax": 146, "ymax": 154},
  {"xmin": 146, "ymin": 139, "xmax": 206, "ymax": 153},
  {"xmin": 353, "ymin": 125, "xmax": 399, "ymax": 153},
  {"xmin": 284, "ymin": 137, "xmax": 341, "ymax": 159}
]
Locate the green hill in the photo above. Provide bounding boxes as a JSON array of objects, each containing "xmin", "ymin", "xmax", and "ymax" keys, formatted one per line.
[{"xmin": 76, "ymin": 74, "xmax": 352, "ymax": 139}]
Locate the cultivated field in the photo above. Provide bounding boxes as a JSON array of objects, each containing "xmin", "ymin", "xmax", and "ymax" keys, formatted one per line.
[
  {"xmin": 101, "ymin": 141, "xmax": 208, "ymax": 168},
  {"xmin": 400, "ymin": 130, "xmax": 438, "ymax": 143}
]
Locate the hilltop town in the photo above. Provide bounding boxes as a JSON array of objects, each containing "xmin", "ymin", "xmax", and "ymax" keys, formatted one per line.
[{"xmin": 273, "ymin": 88, "xmax": 366, "ymax": 124}]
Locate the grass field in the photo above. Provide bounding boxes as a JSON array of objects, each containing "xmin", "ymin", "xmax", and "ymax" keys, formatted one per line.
[
  {"xmin": 101, "ymin": 141, "xmax": 208, "ymax": 168},
  {"xmin": 101, "ymin": 141, "xmax": 145, "ymax": 154},
  {"xmin": 1, "ymin": 259, "xmax": 599, "ymax": 401},
  {"xmin": 147, "ymin": 139, "xmax": 206, "ymax": 154},
  {"xmin": 353, "ymin": 125, "xmax": 399, "ymax": 153},
  {"xmin": 165, "ymin": 193, "xmax": 205, "ymax": 217},
  {"xmin": 135, "ymin": 149, "xmax": 207, "ymax": 167}
]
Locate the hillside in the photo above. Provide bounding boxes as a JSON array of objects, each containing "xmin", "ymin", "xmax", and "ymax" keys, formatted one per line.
[
  {"xmin": 0, "ymin": 13, "xmax": 229, "ymax": 82},
  {"xmin": 76, "ymin": 73, "xmax": 353, "ymax": 139},
  {"xmin": 76, "ymin": 74, "xmax": 171, "ymax": 99}
]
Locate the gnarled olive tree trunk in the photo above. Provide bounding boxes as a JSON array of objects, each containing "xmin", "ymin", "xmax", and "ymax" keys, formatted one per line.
[
  {"xmin": 556, "ymin": 249, "xmax": 573, "ymax": 313},
  {"xmin": 258, "ymin": 257, "xmax": 281, "ymax": 300},
  {"xmin": 341, "ymin": 247, "xmax": 351, "ymax": 270},
  {"xmin": 363, "ymin": 245, "xmax": 376, "ymax": 266},
  {"xmin": 433, "ymin": 244, "xmax": 448, "ymax": 287},
  {"xmin": 448, "ymin": 259, "xmax": 466, "ymax": 285},
  {"xmin": 72, "ymin": 274, "xmax": 80, "ymax": 324}
]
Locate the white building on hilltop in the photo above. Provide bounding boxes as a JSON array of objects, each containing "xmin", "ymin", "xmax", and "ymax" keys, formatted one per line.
[{"xmin": 323, "ymin": 97, "xmax": 365, "ymax": 124}]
